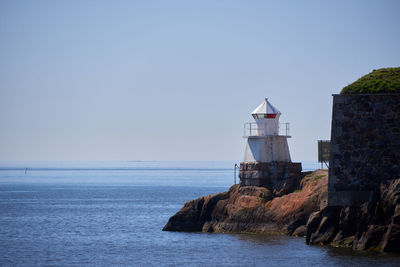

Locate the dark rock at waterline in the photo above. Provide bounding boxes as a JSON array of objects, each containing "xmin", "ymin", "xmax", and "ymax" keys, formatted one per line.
[
  {"xmin": 306, "ymin": 178, "xmax": 400, "ymax": 252},
  {"xmin": 292, "ymin": 225, "xmax": 307, "ymax": 237}
]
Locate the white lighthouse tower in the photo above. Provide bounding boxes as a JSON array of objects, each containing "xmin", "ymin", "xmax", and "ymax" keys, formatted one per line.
[
  {"xmin": 239, "ymin": 98, "xmax": 301, "ymax": 188},
  {"xmin": 243, "ymin": 98, "xmax": 291, "ymax": 162}
]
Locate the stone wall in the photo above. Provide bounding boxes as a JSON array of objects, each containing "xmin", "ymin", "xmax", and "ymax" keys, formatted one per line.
[
  {"xmin": 328, "ymin": 94, "xmax": 400, "ymax": 206},
  {"xmin": 239, "ymin": 162, "xmax": 302, "ymax": 196}
]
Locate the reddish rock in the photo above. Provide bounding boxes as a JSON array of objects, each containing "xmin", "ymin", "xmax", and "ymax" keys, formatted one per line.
[
  {"xmin": 164, "ymin": 170, "xmax": 400, "ymax": 253},
  {"xmin": 163, "ymin": 170, "xmax": 328, "ymax": 235}
]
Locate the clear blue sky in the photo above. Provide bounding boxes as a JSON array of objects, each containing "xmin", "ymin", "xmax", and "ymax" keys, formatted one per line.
[{"xmin": 1, "ymin": 0, "xmax": 399, "ymax": 161}]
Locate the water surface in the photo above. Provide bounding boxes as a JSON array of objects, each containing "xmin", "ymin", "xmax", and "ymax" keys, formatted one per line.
[{"xmin": 0, "ymin": 161, "xmax": 399, "ymax": 266}]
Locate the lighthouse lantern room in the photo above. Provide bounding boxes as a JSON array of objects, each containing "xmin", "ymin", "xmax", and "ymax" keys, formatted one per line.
[{"xmin": 251, "ymin": 97, "xmax": 281, "ymax": 136}]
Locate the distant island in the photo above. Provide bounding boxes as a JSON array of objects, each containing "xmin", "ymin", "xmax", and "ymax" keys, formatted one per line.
[{"xmin": 163, "ymin": 68, "xmax": 400, "ymax": 253}]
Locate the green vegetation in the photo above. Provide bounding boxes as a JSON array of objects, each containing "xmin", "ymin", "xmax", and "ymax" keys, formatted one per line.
[
  {"xmin": 310, "ymin": 175, "xmax": 325, "ymax": 182},
  {"xmin": 294, "ymin": 189, "xmax": 302, "ymax": 192},
  {"xmin": 340, "ymin": 67, "xmax": 400, "ymax": 94}
]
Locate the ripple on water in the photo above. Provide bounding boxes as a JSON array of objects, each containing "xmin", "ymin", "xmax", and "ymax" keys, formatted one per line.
[{"xmin": 0, "ymin": 163, "xmax": 399, "ymax": 266}]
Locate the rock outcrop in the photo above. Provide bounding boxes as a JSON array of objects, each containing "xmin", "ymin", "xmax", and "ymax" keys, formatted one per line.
[
  {"xmin": 164, "ymin": 169, "xmax": 400, "ymax": 253},
  {"xmin": 306, "ymin": 178, "xmax": 400, "ymax": 252},
  {"xmin": 163, "ymin": 170, "xmax": 328, "ymax": 235}
]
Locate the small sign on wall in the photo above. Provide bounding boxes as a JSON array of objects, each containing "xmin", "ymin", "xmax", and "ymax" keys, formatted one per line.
[{"xmin": 318, "ymin": 140, "xmax": 330, "ymax": 168}]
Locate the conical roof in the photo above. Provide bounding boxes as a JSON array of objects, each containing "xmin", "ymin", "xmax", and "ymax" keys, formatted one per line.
[{"xmin": 251, "ymin": 98, "xmax": 281, "ymax": 115}]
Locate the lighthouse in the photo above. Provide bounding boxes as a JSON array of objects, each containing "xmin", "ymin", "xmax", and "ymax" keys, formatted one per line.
[
  {"xmin": 243, "ymin": 98, "xmax": 291, "ymax": 162},
  {"xmin": 239, "ymin": 98, "xmax": 302, "ymax": 189}
]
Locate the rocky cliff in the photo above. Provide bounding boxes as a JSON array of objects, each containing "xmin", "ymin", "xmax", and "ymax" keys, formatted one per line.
[
  {"xmin": 163, "ymin": 170, "xmax": 400, "ymax": 253},
  {"xmin": 163, "ymin": 170, "xmax": 327, "ymax": 235},
  {"xmin": 306, "ymin": 178, "xmax": 400, "ymax": 252}
]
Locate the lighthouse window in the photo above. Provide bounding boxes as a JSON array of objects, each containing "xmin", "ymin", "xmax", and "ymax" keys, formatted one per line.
[
  {"xmin": 252, "ymin": 114, "xmax": 277, "ymax": 119},
  {"xmin": 253, "ymin": 114, "xmax": 264, "ymax": 119}
]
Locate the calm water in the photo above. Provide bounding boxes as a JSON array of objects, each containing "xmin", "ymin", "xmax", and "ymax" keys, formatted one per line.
[{"xmin": 0, "ymin": 161, "xmax": 399, "ymax": 266}]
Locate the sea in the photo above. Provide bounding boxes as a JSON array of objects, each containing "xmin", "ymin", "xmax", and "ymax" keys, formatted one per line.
[{"xmin": 0, "ymin": 161, "xmax": 399, "ymax": 266}]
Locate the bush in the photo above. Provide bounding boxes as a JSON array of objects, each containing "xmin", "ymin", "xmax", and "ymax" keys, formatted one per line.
[{"xmin": 340, "ymin": 67, "xmax": 400, "ymax": 94}]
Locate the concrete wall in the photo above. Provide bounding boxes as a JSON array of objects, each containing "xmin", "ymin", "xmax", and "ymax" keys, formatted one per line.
[
  {"xmin": 328, "ymin": 94, "xmax": 400, "ymax": 206},
  {"xmin": 243, "ymin": 136, "xmax": 291, "ymax": 162}
]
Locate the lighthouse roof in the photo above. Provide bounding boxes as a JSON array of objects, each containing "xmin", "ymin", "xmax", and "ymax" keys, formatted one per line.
[{"xmin": 251, "ymin": 98, "xmax": 281, "ymax": 115}]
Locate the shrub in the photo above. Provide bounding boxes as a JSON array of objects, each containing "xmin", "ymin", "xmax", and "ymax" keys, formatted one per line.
[{"xmin": 340, "ymin": 67, "xmax": 400, "ymax": 94}]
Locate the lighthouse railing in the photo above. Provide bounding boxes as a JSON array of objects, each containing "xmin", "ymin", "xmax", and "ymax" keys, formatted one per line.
[
  {"xmin": 243, "ymin": 122, "xmax": 290, "ymax": 137},
  {"xmin": 281, "ymin": 122, "xmax": 290, "ymax": 136}
]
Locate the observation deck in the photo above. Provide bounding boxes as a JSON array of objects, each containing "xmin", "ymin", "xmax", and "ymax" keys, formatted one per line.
[{"xmin": 243, "ymin": 122, "xmax": 290, "ymax": 138}]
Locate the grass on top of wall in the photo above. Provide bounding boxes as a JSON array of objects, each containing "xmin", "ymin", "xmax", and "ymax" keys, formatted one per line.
[{"xmin": 341, "ymin": 67, "xmax": 400, "ymax": 94}]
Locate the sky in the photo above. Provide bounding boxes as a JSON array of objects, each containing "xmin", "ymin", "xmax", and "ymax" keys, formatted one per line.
[{"xmin": 0, "ymin": 0, "xmax": 399, "ymax": 162}]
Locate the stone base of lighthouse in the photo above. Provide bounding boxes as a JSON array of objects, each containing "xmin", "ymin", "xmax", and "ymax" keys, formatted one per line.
[{"xmin": 239, "ymin": 162, "xmax": 302, "ymax": 195}]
